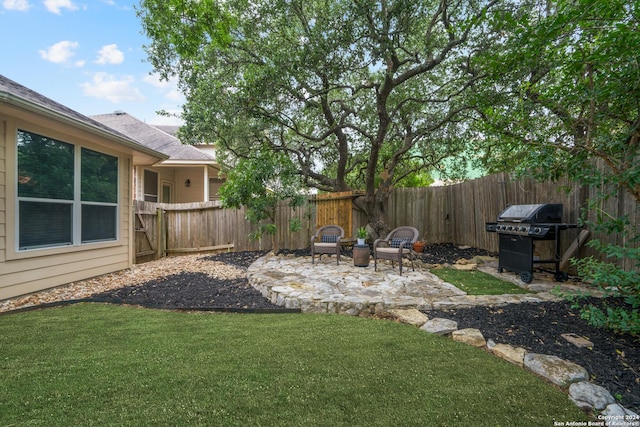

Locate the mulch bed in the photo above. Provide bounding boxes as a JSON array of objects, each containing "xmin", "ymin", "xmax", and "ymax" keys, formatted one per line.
[
  {"xmin": 8, "ymin": 244, "xmax": 640, "ymax": 413},
  {"xmin": 427, "ymin": 300, "xmax": 639, "ymax": 413},
  {"xmin": 87, "ymin": 251, "xmax": 284, "ymax": 312}
]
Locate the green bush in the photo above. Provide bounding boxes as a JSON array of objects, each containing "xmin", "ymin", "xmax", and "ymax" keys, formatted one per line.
[{"xmin": 568, "ymin": 215, "xmax": 640, "ymax": 338}]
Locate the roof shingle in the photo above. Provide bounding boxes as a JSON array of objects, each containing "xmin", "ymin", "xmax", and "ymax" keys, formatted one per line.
[{"xmin": 91, "ymin": 112, "xmax": 216, "ymax": 162}]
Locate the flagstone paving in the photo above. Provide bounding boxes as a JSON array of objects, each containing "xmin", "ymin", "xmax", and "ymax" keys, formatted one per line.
[{"xmin": 247, "ymin": 253, "xmax": 592, "ymax": 315}]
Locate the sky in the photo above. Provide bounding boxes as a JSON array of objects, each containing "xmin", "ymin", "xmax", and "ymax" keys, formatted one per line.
[{"xmin": 1, "ymin": 0, "xmax": 184, "ymax": 125}]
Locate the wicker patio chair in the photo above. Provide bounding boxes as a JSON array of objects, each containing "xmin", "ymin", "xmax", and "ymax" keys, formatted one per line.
[
  {"xmin": 311, "ymin": 225, "xmax": 345, "ymax": 265},
  {"xmin": 373, "ymin": 226, "xmax": 419, "ymax": 275}
]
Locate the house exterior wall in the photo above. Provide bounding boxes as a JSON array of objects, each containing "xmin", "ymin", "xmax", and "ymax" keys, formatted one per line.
[
  {"xmin": 134, "ymin": 165, "xmax": 215, "ymax": 203},
  {"xmin": 0, "ymin": 121, "xmax": 5, "ymax": 266},
  {"xmin": 135, "ymin": 166, "xmax": 176, "ymax": 203},
  {"xmin": 0, "ymin": 109, "xmax": 137, "ymax": 301},
  {"xmin": 175, "ymin": 167, "xmax": 207, "ymax": 203}
]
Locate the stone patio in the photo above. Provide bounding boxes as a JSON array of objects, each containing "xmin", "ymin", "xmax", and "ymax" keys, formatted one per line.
[{"xmin": 247, "ymin": 252, "xmax": 592, "ymax": 316}]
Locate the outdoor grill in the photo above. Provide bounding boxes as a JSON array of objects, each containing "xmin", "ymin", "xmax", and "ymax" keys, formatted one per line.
[{"xmin": 485, "ymin": 203, "xmax": 577, "ymax": 283}]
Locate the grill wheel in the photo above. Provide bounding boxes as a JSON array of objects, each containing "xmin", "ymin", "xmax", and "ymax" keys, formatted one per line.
[{"xmin": 520, "ymin": 271, "xmax": 533, "ymax": 283}]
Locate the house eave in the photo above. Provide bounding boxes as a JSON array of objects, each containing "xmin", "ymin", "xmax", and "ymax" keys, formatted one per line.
[
  {"xmin": 155, "ymin": 160, "xmax": 221, "ymax": 167},
  {"xmin": 0, "ymin": 92, "xmax": 169, "ymax": 164}
]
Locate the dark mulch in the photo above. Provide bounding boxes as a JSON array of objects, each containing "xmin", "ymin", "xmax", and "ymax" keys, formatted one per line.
[
  {"xmin": 80, "ymin": 244, "xmax": 639, "ymax": 413},
  {"xmin": 87, "ymin": 250, "xmax": 282, "ymax": 312},
  {"xmin": 415, "ymin": 242, "xmax": 494, "ymax": 264},
  {"xmin": 427, "ymin": 300, "xmax": 639, "ymax": 413}
]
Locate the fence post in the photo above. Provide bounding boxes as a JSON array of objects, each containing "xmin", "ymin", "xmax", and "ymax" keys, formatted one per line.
[{"xmin": 156, "ymin": 207, "xmax": 164, "ymax": 259}]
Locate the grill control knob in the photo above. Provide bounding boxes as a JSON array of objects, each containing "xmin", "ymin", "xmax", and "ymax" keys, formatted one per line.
[
  {"xmin": 520, "ymin": 227, "xmax": 527, "ymax": 232},
  {"xmin": 507, "ymin": 226, "xmax": 513, "ymax": 230},
  {"xmin": 534, "ymin": 227, "xmax": 541, "ymax": 234}
]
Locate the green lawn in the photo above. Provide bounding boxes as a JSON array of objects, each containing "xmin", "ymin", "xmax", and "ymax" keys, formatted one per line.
[
  {"xmin": 430, "ymin": 267, "xmax": 534, "ymax": 295},
  {"xmin": 0, "ymin": 304, "xmax": 587, "ymax": 426}
]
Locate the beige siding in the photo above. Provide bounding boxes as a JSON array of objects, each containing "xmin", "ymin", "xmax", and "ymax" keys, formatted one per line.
[
  {"xmin": 0, "ymin": 109, "xmax": 141, "ymax": 301},
  {"xmin": 135, "ymin": 166, "xmax": 211, "ymax": 203},
  {"xmin": 0, "ymin": 121, "xmax": 5, "ymax": 263},
  {"xmin": 175, "ymin": 166, "xmax": 207, "ymax": 203},
  {"xmin": 0, "ymin": 249, "xmax": 129, "ymax": 300}
]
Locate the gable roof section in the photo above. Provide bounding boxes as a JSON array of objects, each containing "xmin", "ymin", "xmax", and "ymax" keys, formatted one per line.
[
  {"xmin": 154, "ymin": 125, "xmax": 180, "ymax": 137},
  {"xmin": 91, "ymin": 112, "xmax": 217, "ymax": 164},
  {"xmin": 0, "ymin": 74, "xmax": 168, "ymax": 164}
]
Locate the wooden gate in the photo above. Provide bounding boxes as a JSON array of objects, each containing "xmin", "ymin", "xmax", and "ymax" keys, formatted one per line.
[
  {"xmin": 134, "ymin": 201, "xmax": 165, "ymax": 263},
  {"xmin": 313, "ymin": 191, "xmax": 357, "ymax": 237}
]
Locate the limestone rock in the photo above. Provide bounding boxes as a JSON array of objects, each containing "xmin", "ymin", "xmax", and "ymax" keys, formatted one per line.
[
  {"xmin": 569, "ymin": 381, "xmax": 615, "ymax": 411},
  {"xmin": 561, "ymin": 333, "xmax": 594, "ymax": 348},
  {"xmin": 491, "ymin": 343, "xmax": 527, "ymax": 367},
  {"xmin": 387, "ymin": 308, "xmax": 428, "ymax": 326},
  {"xmin": 452, "ymin": 328, "xmax": 486, "ymax": 347},
  {"xmin": 420, "ymin": 318, "xmax": 458, "ymax": 335},
  {"xmin": 600, "ymin": 404, "xmax": 639, "ymax": 427},
  {"xmin": 451, "ymin": 263, "xmax": 477, "ymax": 271},
  {"xmin": 524, "ymin": 353, "xmax": 589, "ymax": 388}
]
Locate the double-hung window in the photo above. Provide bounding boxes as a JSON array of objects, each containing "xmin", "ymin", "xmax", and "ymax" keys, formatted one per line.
[{"xmin": 17, "ymin": 129, "xmax": 119, "ymax": 251}]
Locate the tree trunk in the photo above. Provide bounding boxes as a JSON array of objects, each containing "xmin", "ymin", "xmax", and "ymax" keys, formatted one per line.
[{"xmin": 355, "ymin": 188, "xmax": 392, "ymax": 240}]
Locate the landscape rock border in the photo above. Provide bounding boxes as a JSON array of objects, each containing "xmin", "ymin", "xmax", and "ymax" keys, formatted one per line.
[{"xmin": 385, "ymin": 308, "xmax": 639, "ymax": 425}]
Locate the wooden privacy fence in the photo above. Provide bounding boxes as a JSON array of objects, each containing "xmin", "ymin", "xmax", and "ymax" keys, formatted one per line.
[
  {"xmin": 134, "ymin": 203, "xmax": 163, "ymax": 263},
  {"xmin": 134, "ymin": 199, "xmax": 314, "ymax": 263},
  {"xmin": 134, "ymin": 172, "xmax": 637, "ymax": 270},
  {"xmin": 385, "ymin": 173, "xmax": 636, "ymax": 271},
  {"xmin": 312, "ymin": 191, "xmax": 363, "ymax": 237}
]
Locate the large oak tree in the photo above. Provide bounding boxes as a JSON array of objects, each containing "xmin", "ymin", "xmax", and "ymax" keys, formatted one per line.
[{"xmin": 137, "ymin": 0, "xmax": 499, "ymax": 236}]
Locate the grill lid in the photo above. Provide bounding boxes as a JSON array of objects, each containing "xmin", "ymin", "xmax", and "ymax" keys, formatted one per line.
[{"xmin": 497, "ymin": 203, "xmax": 563, "ymax": 223}]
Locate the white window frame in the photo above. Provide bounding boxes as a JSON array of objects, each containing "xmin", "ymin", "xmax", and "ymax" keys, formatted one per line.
[
  {"xmin": 15, "ymin": 129, "xmax": 120, "ymax": 252},
  {"xmin": 143, "ymin": 169, "xmax": 159, "ymax": 202}
]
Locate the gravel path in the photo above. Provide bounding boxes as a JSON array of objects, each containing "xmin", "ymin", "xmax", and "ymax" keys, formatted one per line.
[{"xmin": 1, "ymin": 244, "xmax": 637, "ymax": 413}]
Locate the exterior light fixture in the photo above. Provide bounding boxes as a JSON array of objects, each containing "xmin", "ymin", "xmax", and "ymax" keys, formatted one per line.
[{"xmin": 185, "ymin": 179, "xmax": 191, "ymax": 188}]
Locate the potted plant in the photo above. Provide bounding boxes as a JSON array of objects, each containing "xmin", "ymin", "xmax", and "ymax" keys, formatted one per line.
[
  {"xmin": 356, "ymin": 227, "xmax": 368, "ymax": 245},
  {"xmin": 413, "ymin": 236, "xmax": 426, "ymax": 253}
]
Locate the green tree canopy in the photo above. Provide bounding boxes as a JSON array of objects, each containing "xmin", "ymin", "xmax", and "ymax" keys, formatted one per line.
[
  {"xmin": 137, "ymin": 0, "xmax": 499, "ymax": 235},
  {"xmin": 473, "ymin": 0, "xmax": 640, "ymax": 201},
  {"xmin": 218, "ymin": 148, "xmax": 305, "ymax": 251},
  {"xmin": 473, "ymin": 0, "xmax": 640, "ymax": 336}
]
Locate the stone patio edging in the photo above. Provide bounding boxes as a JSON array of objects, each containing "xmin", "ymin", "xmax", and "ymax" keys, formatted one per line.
[
  {"xmin": 388, "ymin": 308, "xmax": 639, "ymax": 425},
  {"xmin": 246, "ymin": 253, "xmax": 564, "ymax": 316}
]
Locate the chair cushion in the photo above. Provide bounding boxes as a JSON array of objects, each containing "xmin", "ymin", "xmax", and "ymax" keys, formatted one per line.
[
  {"xmin": 390, "ymin": 238, "xmax": 410, "ymax": 248},
  {"xmin": 314, "ymin": 242, "xmax": 338, "ymax": 248},
  {"xmin": 376, "ymin": 247, "xmax": 410, "ymax": 254},
  {"xmin": 321, "ymin": 234, "xmax": 339, "ymax": 243}
]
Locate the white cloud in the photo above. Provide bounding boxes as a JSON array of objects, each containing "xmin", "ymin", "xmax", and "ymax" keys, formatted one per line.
[
  {"xmin": 80, "ymin": 72, "xmax": 146, "ymax": 103},
  {"xmin": 39, "ymin": 40, "xmax": 80, "ymax": 64},
  {"xmin": 142, "ymin": 72, "xmax": 173, "ymax": 89},
  {"xmin": 3, "ymin": 0, "xmax": 30, "ymax": 11},
  {"xmin": 95, "ymin": 44, "xmax": 124, "ymax": 65},
  {"xmin": 143, "ymin": 73, "xmax": 185, "ymax": 102},
  {"xmin": 44, "ymin": 0, "xmax": 77, "ymax": 14},
  {"xmin": 164, "ymin": 88, "xmax": 184, "ymax": 102}
]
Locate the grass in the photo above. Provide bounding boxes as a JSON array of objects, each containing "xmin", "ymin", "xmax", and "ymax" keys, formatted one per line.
[
  {"xmin": 0, "ymin": 303, "xmax": 587, "ymax": 426},
  {"xmin": 430, "ymin": 267, "xmax": 535, "ymax": 295}
]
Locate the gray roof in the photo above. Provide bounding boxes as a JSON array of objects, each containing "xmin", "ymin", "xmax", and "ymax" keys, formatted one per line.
[
  {"xmin": 0, "ymin": 74, "xmax": 167, "ymax": 161},
  {"xmin": 91, "ymin": 112, "xmax": 216, "ymax": 162},
  {"xmin": 154, "ymin": 125, "xmax": 180, "ymax": 137}
]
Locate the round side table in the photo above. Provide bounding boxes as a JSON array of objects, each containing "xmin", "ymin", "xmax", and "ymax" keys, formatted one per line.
[{"xmin": 353, "ymin": 244, "xmax": 370, "ymax": 267}]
